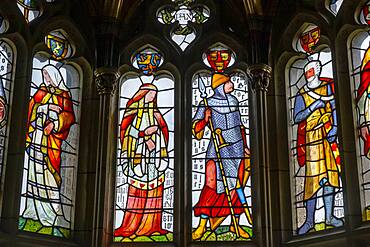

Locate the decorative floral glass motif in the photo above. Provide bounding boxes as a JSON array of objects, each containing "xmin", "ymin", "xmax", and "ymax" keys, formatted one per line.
[
  {"xmin": 326, "ymin": 0, "xmax": 344, "ymax": 16},
  {"xmin": 18, "ymin": 54, "xmax": 81, "ymax": 238},
  {"xmin": 114, "ymin": 47, "xmax": 174, "ymax": 242},
  {"xmin": 288, "ymin": 26, "xmax": 344, "ymax": 235},
  {"xmin": 0, "ymin": 40, "xmax": 14, "ymax": 192},
  {"xmin": 45, "ymin": 30, "xmax": 75, "ymax": 60},
  {"xmin": 192, "ymin": 45, "xmax": 252, "ymax": 241},
  {"xmin": 349, "ymin": 12, "xmax": 370, "ymax": 220},
  {"xmin": 157, "ymin": 0, "xmax": 210, "ymax": 51},
  {"xmin": 17, "ymin": 0, "xmax": 41, "ymax": 23}
]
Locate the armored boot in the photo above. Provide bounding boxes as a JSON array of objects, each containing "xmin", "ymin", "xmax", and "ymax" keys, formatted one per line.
[
  {"xmin": 323, "ymin": 186, "xmax": 344, "ymax": 227},
  {"xmin": 298, "ymin": 197, "xmax": 316, "ymax": 235},
  {"xmin": 230, "ymin": 217, "xmax": 251, "ymax": 239},
  {"xmin": 192, "ymin": 217, "xmax": 207, "ymax": 240}
]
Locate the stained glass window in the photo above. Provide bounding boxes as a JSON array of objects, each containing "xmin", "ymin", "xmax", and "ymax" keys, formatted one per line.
[
  {"xmin": 114, "ymin": 47, "xmax": 175, "ymax": 242},
  {"xmin": 0, "ymin": 40, "xmax": 14, "ymax": 192},
  {"xmin": 157, "ymin": 0, "xmax": 210, "ymax": 51},
  {"xmin": 17, "ymin": 0, "xmax": 41, "ymax": 23},
  {"xmin": 192, "ymin": 45, "xmax": 252, "ymax": 241},
  {"xmin": 349, "ymin": 4, "xmax": 370, "ymax": 220},
  {"xmin": 288, "ymin": 25, "xmax": 344, "ymax": 235},
  {"xmin": 18, "ymin": 53, "xmax": 81, "ymax": 238},
  {"xmin": 325, "ymin": 0, "xmax": 344, "ymax": 16}
]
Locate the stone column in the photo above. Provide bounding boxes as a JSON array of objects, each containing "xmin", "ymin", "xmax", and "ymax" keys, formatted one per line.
[
  {"xmin": 247, "ymin": 64, "xmax": 273, "ymax": 247},
  {"xmin": 92, "ymin": 68, "xmax": 119, "ymax": 247}
]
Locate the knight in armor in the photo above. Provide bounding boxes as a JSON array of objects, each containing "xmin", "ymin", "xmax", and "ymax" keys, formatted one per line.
[
  {"xmin": 293, "ymin": 60, "xmax": 343, "ymax": 234},
  {"xmin": 192, "ymin": 73, "xmax": 250, "ymax": 239}
]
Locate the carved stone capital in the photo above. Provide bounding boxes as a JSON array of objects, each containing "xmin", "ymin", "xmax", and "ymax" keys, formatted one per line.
[
  {"xmin": 247, "ymin": 64, "xmax": 272, "ymax": 92},
  {"xmin": 94, "ymin": 67, "xmax": 120, "ymax": 95}
]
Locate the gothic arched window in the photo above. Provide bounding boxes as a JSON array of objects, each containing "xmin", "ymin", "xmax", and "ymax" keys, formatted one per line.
[
  {"xmin": 348, "ymin": 0, "xmax": 370, "ymax": 221},
  {"xmin": 191, "ymin": 44, "xmax": 252, "ymax": 242},
  {"xmin": 0, "ymin": 36, "xmax": 15, "ymax": 196},
  {"xmin": 287, "ymin": 24, "xmax": 344, "ymax": 235},
  {"xmin": 114, "ymin": 47, "xmax": 175, "ymax": 242},
  {"xmin": 18, "ymin": 30, "xmax": 81, "ymax": 238}
]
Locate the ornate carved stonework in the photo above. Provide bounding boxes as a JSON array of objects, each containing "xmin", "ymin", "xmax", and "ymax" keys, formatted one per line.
[
  {"xmin": 247, "ymin": 64, "xmax": 272, "ymax": 92},
  {"xmin": 94, "ymin": 68, "xmax": 120, "ymax": 95}
]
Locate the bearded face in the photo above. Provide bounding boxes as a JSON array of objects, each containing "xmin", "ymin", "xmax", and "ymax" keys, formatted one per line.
[
  {"xmin": 206, "ymin": 50, "xmax": 231, "ymax": 72},
  {"xmin": 304, "ymin": 61, "xmax": 322, "ymax": 89},
  {"xmin": 299, "ymin": 27, "xmax": 320, "ymax": 53}
]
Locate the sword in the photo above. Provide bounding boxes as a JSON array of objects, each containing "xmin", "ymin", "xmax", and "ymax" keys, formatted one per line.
[{"xmin": 198, "ymin": 74, "xmax": 240, "ymax": 237}]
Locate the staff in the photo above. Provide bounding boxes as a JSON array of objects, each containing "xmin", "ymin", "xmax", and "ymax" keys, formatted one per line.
[{"xmin": 198, "ymin": 75, "xmax": 240, "ymax": 237}]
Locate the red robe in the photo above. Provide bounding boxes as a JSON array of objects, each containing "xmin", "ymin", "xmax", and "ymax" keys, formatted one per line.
[
  {"xmin": 296, "ymin": 77, "xmax": 340, "ymax": 167},
  {"xmin": 115, "ymin": 92, "xmax": 169, "ymax": 237},
  {"xmin": 26, "ymin": 84, "xmax": 75, "ymax": 186},
  {"xmin": 358, "ymin": 61, "xmax": 370, "ymax": 156},
  {"xmin": 192, "ymin": 121, "xmax": 248, "ymax": 218}
]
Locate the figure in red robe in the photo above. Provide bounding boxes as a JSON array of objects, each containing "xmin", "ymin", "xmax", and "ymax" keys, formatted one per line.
[
  {"xmin": 357, "ymin": 46, "xmax": 370, "ymax": 159},
  {"xmin": 21, "ymin": 65, "xmax": 75, "ymax": 229},
  {"xmin": 115, "ymin": 83, "xmax": 169, "ymax": 238}
]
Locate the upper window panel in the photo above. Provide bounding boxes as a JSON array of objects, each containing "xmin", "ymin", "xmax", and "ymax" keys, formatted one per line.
[
  {"xmin": 114, "ymin": 47, "xmax": 175, "ymax": 242},
  {"xmin": 349, "ymin": 1, "xmax": 370, "ymax": 221},
  {"xmin": 288, "ymin": 24, "xmax": 344, "ymax": 235},
  {"xmin": 19, "ymin": 31, "xmax": 81, "ymax": 238},
  {"xmin": 191, "ymin": 44, "xmax": 252, "ymax": 241},
  {"xmin": 325, "ymin": 0, "xmax": 343, "ymax": 16},
  {"xmin": 0, "ymin": 16, "xmax": 9, "ymax": 34},
  {"xmin": 0, "ymin": 39, "xmax": 15, "ymax": 197},
  {"xmin": 17, "ymin": 0, "xmax": 41, "ymax": 23},
  {"xmin": 157, "ymin": 0, "xmax": 210, "ymax": 51}
]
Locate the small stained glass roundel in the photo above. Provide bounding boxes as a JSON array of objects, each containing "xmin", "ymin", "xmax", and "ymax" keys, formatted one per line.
[
  {"xmin": 45, "ymin": 30, "xmax": 75, "ymax": 60},
  {"xmin": 131, "ymin": 47, "xmax": 164, "ymax": 76},
  {"xmin": 202, "ymin": 44, "xmax": 236, "ymax": 73},
  {"xmin": 293, "ymin": 24, "xmax": 321, "ymax": 54}
]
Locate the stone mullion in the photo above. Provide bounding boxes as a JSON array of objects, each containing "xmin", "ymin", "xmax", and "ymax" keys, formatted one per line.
[
  {"xmin": 248, "ymin": 64, "xmax": 273, "ymax": 247},
  {"xmin": 91, "ymin": 68, "xmax": 119, "ymax": 247}
]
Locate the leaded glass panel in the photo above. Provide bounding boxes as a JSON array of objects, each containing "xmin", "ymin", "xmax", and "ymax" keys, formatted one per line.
[
  {"xmin": 191, "ymin": 45, "xmax": 252, "ymax": 241},
  {"xmin": 114, "ymin": 48, "xmax": 174, "ymax": 242},
  {"xmin": 157, "ymin": 0, "xmax": 210, "ymax": 51},
  {"xmin": 0, "ymin": 40, "xmax": 14, "ymax": 193},
  {"xmin": 18, "ymin": 54, "xmax": 81, "ymax": 238},
  {"xmin": 349, "ymin": 30, "xmax": 370, "ymax": 220},
  {"xmin": 287, "ymin": 47, "xmax": 344, "ymax": 235}
]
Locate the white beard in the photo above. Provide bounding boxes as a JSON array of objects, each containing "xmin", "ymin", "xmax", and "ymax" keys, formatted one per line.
[{"xmin": 307, "ymin": 76, "xmax": 321, "ymax": 89}]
